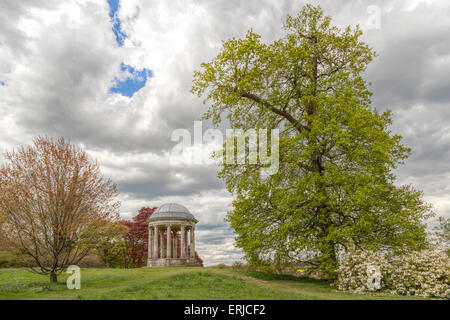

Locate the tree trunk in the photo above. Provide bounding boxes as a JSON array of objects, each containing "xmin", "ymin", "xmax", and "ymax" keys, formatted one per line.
[{"xmin": 50, "ymin": 271, "xmax": 57, "ymax": 283}]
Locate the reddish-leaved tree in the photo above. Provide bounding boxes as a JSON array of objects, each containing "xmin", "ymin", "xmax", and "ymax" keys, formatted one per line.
[{"xmin": 120, "ymin": 207, "xmax": 156, "ymax": 268}]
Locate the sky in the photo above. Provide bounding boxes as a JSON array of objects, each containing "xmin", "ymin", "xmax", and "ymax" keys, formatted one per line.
[{"xmin": 0, "ymin": 0, "xmax": 449, "ymax": 266}]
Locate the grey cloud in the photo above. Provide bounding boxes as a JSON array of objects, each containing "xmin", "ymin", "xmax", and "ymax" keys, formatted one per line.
[
  {"xmin": 365, "ymin": 5, "xmax": 450, "ymax": 109},
  {"xmin": 2, "ymin": 0, "xmax": 450, "ymax": 265},
  {"xmin": 117, "ymin": 165, "xmax": 224, "ymax": 199}
]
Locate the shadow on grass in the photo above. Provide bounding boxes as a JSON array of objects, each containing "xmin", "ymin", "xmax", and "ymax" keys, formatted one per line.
[{"xmin": 233, "ymin": 269, "xmax": 329, "ymax": 284}]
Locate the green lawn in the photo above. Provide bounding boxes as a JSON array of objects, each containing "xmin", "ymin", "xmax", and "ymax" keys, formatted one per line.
[{"xmin": 0, "ymin": 267, "xmax": 423, "ymax": 300}]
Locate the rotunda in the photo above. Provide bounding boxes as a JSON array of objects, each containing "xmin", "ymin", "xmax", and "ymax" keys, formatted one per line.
[{"xmin": 147, "ymin": 203, "xmax": 201, "ymax": 267}]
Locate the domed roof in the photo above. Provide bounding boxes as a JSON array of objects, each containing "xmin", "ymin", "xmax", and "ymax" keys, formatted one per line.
[{"xmin": 147, "ymin": 203, "xmax": 198, "ymax": 222}]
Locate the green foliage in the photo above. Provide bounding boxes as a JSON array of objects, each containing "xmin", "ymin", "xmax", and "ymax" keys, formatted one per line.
[
  {"xmin": 92, "ymin": 221, "xmax": 129, "ymax": 268},
  {"xmin": 98, "ymin": 241, "xmax": 128, "ymax": 268},
  {"xmin": 192, "ymin": 5, "xmax": 433, "ymax": 278}
]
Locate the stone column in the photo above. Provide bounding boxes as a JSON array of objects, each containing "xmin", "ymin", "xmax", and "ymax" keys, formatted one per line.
[
  {"xmin": 160, "ymin": 228, "xmax": 165, "ymax": 258},
  {"xmin": 148, "ymin": 226, "xmax": 152, "ymax": 259},
  {"xmin": 180, "ymin": 225, "xmax": 186, "ymax": 258},
  {"xmin": 153, "ymin": 225, "xmax": 158, "ymax": 258},
  {"xmin": 173, "ymin": 231, "xmax": 177, "ymax": 259},
  {"xmin": 167, "ymin": 225, "xmax": 172, "ymax": 259},
  {"xmin": 190, "ymin": 225, "xmax": 195, "ymax": 260},
  {"xmin": 185, "ymin": 229, "xmax": 189, "ymax": 258}
]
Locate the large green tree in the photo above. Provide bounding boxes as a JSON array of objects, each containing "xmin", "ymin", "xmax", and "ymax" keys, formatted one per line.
[{"xmin": 192, "ymin": 5, "xmax": 433, "ymax": 277}]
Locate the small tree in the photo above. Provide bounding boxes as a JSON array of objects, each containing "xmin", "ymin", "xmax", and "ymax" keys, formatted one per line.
[
  {"xmin": 120, "ymin": 207, "xmax": 156, "ymax": 268},
  {"xmin": 94, "ymin": 221, "xmax": 129, "ymax": 268},
  {"xmin": 0, "ymin": 137, "xmax": 120, "ymax": 282}
]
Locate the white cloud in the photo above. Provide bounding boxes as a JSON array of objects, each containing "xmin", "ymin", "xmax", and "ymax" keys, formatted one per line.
[{"xmin": 1, "ymin": 0, "xmax": 449, "ymax": 266}]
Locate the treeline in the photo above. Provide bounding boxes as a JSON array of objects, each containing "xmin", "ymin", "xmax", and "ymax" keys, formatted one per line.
[
  {"xmin": 1, "ymin": 206, "xmax": 204, "ymax": 269},
  {"xmin": 99, "ymin": 207, "xmax": 155, "ymax": 268}
]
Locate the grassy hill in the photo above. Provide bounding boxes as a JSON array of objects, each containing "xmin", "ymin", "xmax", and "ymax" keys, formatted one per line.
[{"xmin": 0, "ymin": 267, "xmax": 423, "ymax": 300}]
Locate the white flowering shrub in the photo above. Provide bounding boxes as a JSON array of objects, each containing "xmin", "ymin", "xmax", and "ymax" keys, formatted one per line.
[
  {"xmin": 337, "ymin": 249, "xmax": 450, "ymax": 299},
  {"xmin": 336, "ymin": 249, "xmax": 393, "ymax": 293},
  {"xmin": 388, "ymin": 250, "xmax": 449, "ymax": 299}
]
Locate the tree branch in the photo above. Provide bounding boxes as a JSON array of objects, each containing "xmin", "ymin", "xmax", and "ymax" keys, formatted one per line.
[{"xmin": 240, "ymin": 91, "xmax": 308, "ymax": 133}]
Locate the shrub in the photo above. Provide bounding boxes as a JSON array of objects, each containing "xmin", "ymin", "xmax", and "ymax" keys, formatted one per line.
[
  {"xmin": 388, "ymin": 250, "xmax": 449, "ymax": 299},
  {"xmin": 336, "ymin": 249, "xmax": 393, "ymax": 293},
  {"xmin": 336, "ymin": 249, "xmax": 450, "ymax": 299},
  {"xmin": 0, "ymin": 250, "xmax": 36, "ymax": 268},
  {"xmin": 231, "ymin": 261, "xmax": 249, "ymax": 270},
  {"xmin": 78, "ymin": 254, "xmax": 105, "ymax": 268}
]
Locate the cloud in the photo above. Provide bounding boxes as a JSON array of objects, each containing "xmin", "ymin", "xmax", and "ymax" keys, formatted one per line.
[{"xmin": 0, "ymin": 0, "xmax": 449, "ymax": 265}]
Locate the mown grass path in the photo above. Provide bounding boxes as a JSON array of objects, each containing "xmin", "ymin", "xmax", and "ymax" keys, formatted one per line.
[{"xmin": 0, "ymin": 267, "xmax": 423, "ymax": 300}]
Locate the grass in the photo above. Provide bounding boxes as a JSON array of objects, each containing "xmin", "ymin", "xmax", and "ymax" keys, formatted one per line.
[{"xmin": 0, "ymin": 267, "xmax": 424, "ymax": 300}]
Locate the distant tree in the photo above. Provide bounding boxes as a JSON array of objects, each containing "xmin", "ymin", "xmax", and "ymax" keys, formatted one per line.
[
  {"xmin": 94, "ymin": 221, "xmax": 129, "ymax": 268},
  {"xmin": 120, "ymin": 207, "xmax": 156, "ymax": 268},
  {"xmin": 0, "ymin": 212, "xmax": 6, "ymax": 248},
  {"xmin": 192, "ymin": 5, "xmax": 433, "ymax": 277},
  {"xmin": 434, "ymin": 217, "xmax": 450, "ymax": 256},
  {"xmin": 0, "ymin": 137, "xmax": 120, "ymax": 282}
]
